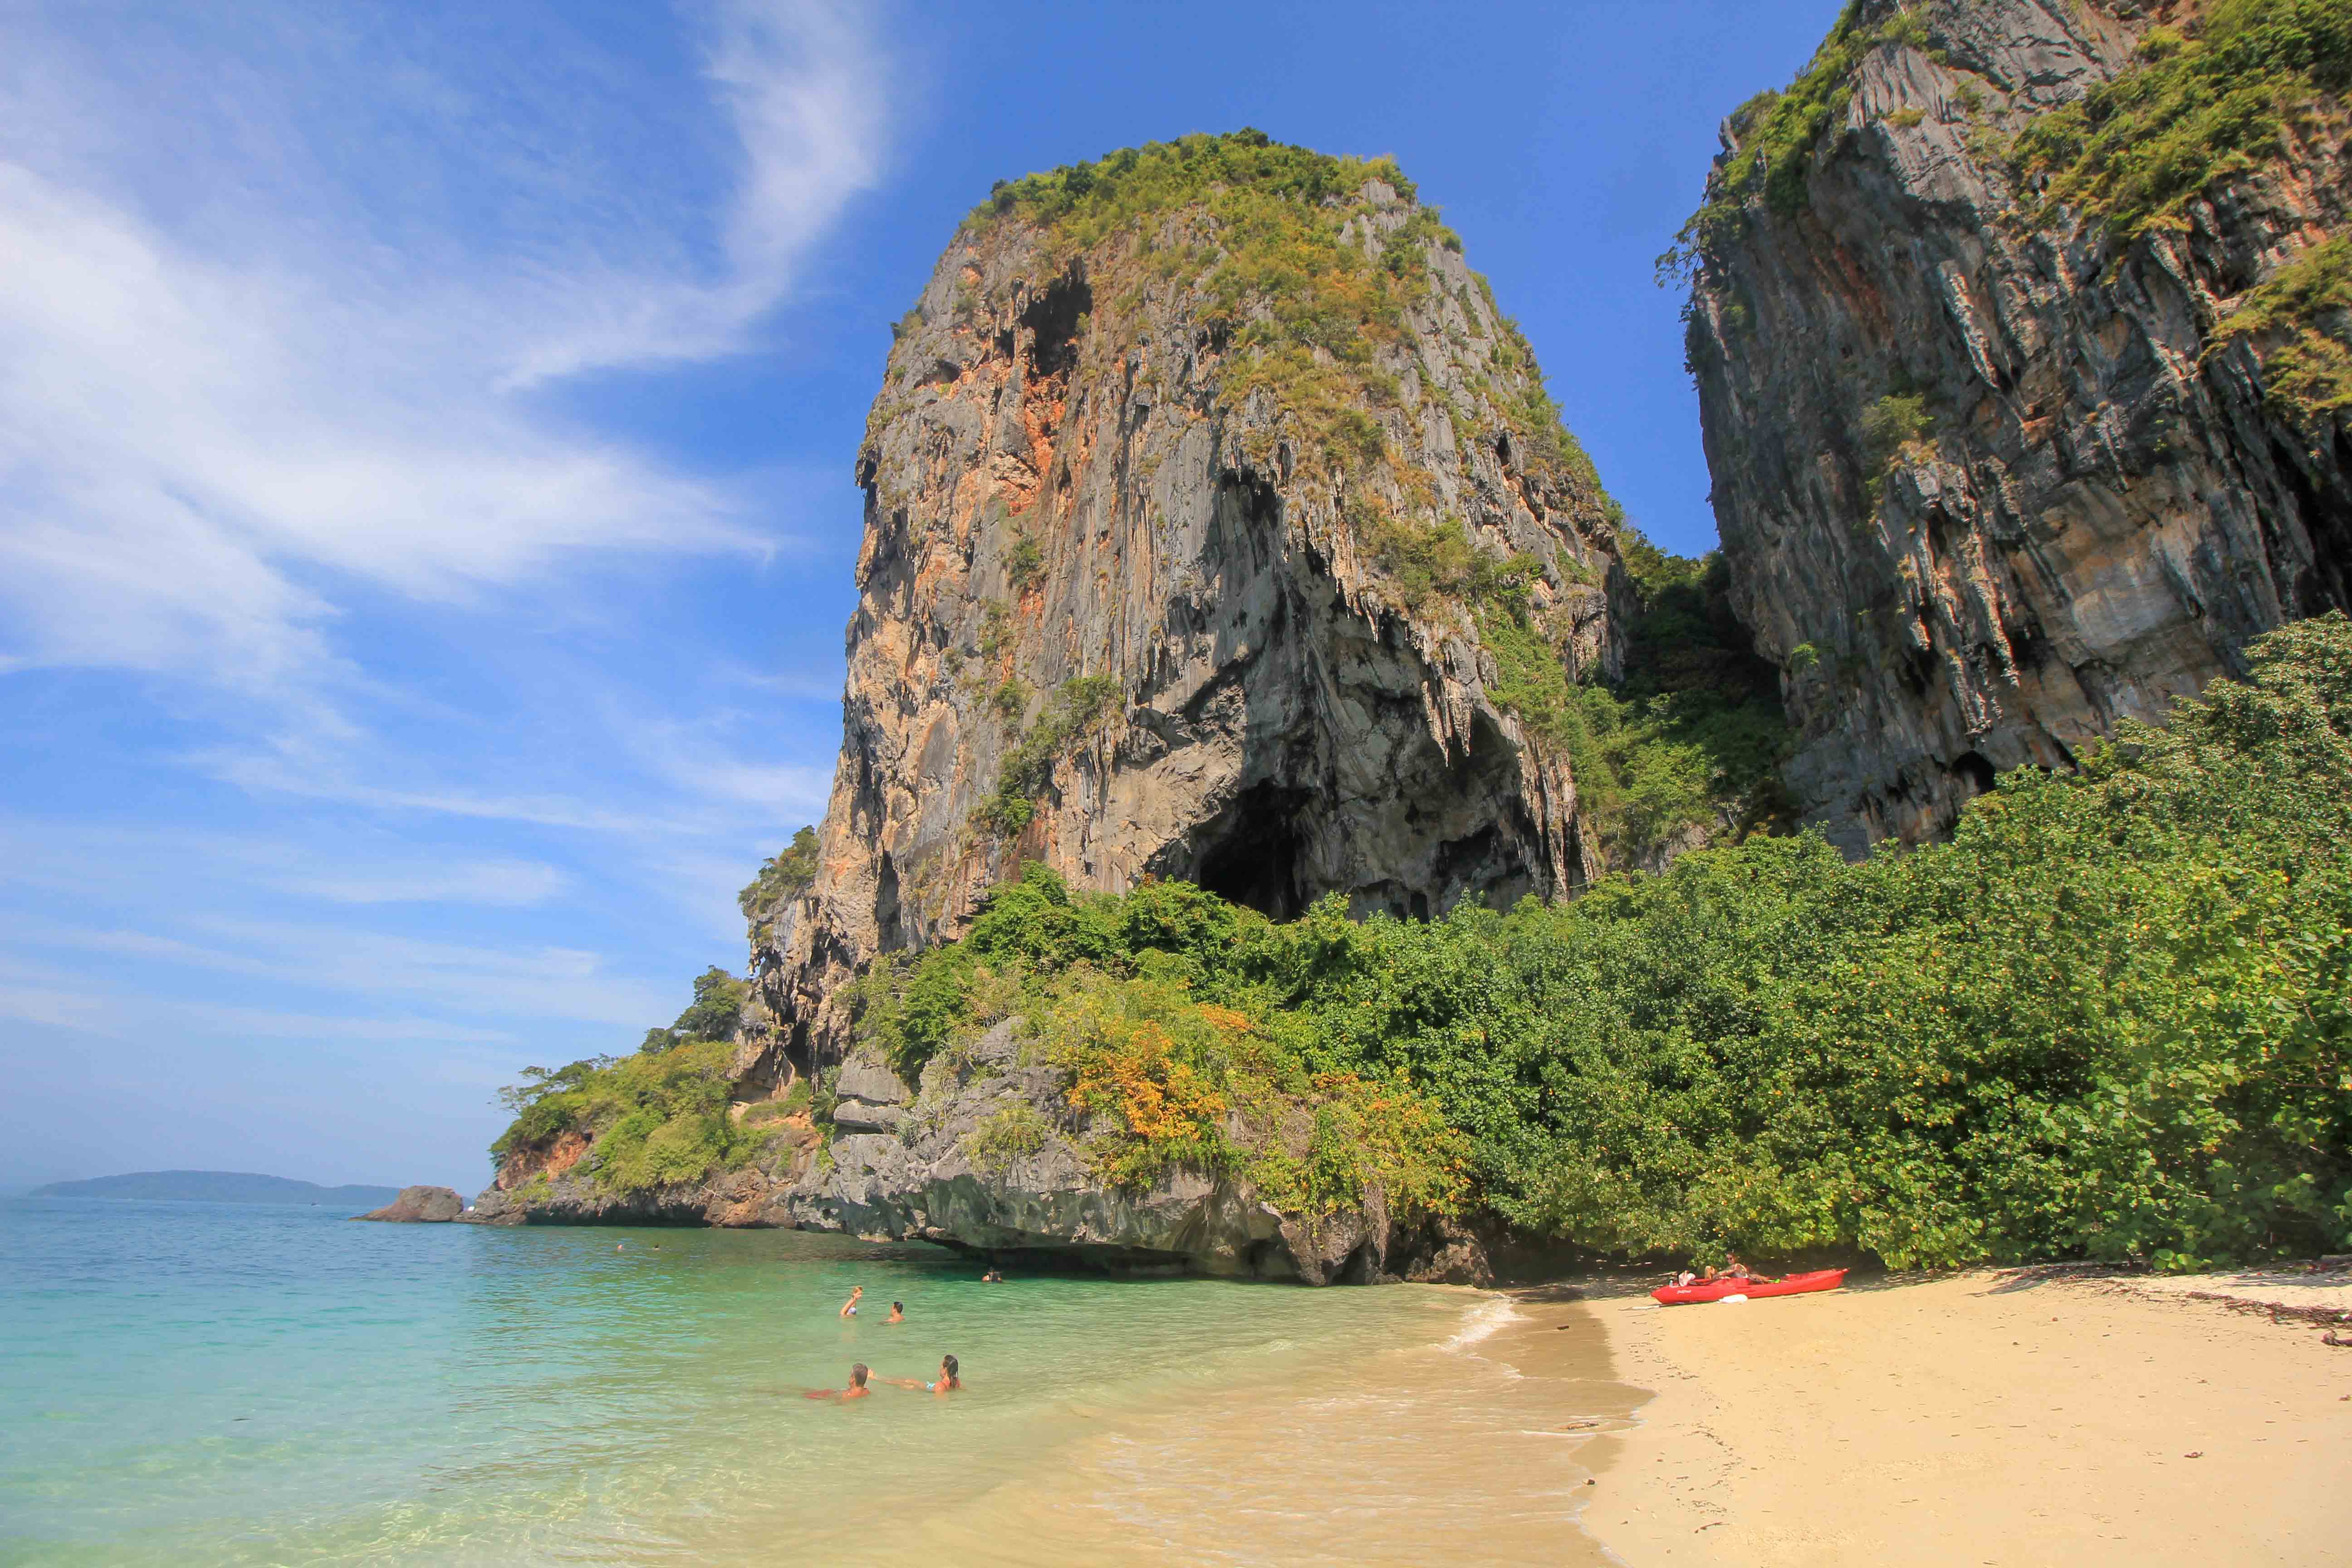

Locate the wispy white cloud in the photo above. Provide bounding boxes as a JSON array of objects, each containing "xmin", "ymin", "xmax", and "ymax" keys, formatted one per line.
[
  {"xmin": 0, "ymin": 817, "xmax": 567, "ymax": 909},
  {"xmin": 0, "ymin": 0, "xmax": 886, "ymax": 701},
  {"xmin": 273, "ymin": 859, "xmax": 568, "ymax": 907},
  {"xmin": 1, "ymin": 912, "xmax": 669, "ymax": 1027}
]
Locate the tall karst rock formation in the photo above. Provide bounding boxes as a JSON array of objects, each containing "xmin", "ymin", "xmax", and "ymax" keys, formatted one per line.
[
  {"xmin": 1679, "ymin": 0, "xmax": 2352, "ymax": 850},
  {"xmin": 752, "ymin": 135, "xmax": 1630, "ymax": 1079}
]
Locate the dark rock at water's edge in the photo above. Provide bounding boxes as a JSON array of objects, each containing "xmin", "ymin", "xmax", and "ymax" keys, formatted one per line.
[
  {"xmin": 33, "ymin": 1171, "xmax": 404, "ymax": 1207},
  {"xmin": 356, "ymin": 1185, "xmax": 465, "ymax": 1222},
  {"xmin": 469, "ymin": 1021, "xmax": 1504, "ymax": 1285}
]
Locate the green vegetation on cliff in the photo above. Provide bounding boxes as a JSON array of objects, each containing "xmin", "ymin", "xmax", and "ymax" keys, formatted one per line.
[
  {"xmin": 975, "ymin": 674, "xmax": 1123, "ymax": 836},
  {"xmin": 847, "ymin": 868, "xmax": 1470, "ymax": 1221},
  {"xmin": 971, "ymin": 128, "xmax": 1611, "ymax": 502},
  {"xmin": 739, "ymin": 825, "xmax": 818, "ymax": 945},
  {"xmin": 1661, "ymin": 0, "xmax": 1880, "ymax": 273},
  {"xmin": 1669, "ymin": 0, "xmax": 2352, "ymax": 273},
  {"xmin": 2013, "ymin": 0, "xmax": 2352, "ymax": 242},
  {"xmin": 1508, "ymin": 531, "xmax": 1790, "ymax": 859},
  {"xmin": 2210, "ymin": 233, "xmax": 2352, "ymax": 420},
  {"xmin": 840, "ymin": 614, "xmax": 2352, "ymax": 1269},
  {"xmin": 492, "ymin": 971, "xmax": 767, "ymax": 1192},
  {"xmin": 1347, "ymin": 496, "xmax": 1789, "ymax": 858}
]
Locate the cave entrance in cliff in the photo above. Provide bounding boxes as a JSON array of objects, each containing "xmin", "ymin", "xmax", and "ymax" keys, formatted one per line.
[
  {"xmin": 1195, "ymin": 784, "xmax": 1309, "ymax": 921},
  {"xmin": 1020, "ymin": 269, "xmax": 1092, "ymax": 384},
  {"xmin": 1952, "ymin": 750, "xmax": 1997, "ymax": 798}
]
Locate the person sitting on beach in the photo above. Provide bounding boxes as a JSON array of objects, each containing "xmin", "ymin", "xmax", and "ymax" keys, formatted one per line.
[
  {"xmin": 887, "ymin": 1301, "xmax": 905, "ymax": 1323},
  {"xmin": 840, "ymin": 1285, "xmax": 862, "ymax": 1318},
  {"xmin": 805, "ymin": 1363, "xmax": 872, "ymax": 1401},
  {"xmin": 1721, "ymin": 1252, "xmax": 1754, "ymax": 1280}
]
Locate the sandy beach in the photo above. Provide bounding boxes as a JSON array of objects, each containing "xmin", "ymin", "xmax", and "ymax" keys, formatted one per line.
[{"xmin": 1574, "ymin": 1264, "xmax": 2352, "ymax": 1566}]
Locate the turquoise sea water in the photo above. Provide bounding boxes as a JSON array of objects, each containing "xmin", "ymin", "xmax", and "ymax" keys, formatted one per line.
[{"xmin": 0, "ymin": 1198, "xmax": 1631, "ymax": 1565}]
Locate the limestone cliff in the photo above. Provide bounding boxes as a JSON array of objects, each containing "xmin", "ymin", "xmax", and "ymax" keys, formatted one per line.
[
  {"xmin": 755, "ymin": 134, "xmax": 1630, "ymax": 1080},
  {"xmin": 1679, "ymin": 0, "xmax": 2352, "ymax": 849}
]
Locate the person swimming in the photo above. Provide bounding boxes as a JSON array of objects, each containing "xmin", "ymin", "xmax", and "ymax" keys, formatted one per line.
[
  {"xmin": 883, "ymin": 1355, "xmax": 960, "ymax": 1396},
  {"xmin": 804, "ymin": 1363, "xmax": 872, "ymax": 1401},
  {"xmin": 840, "ymin": 1285, "xmax": 863, "ymax": 1318},
  {"xmin": 980, "ymin": 1267, "xmax": 1002, "ymax": 1283},
  {"xmin": 887, "ymin": 1301, "xmax": 905, "ymax": 1323}
]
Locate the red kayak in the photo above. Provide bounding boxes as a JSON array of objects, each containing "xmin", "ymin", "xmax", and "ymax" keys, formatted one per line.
[{"xmin": 1651, "ymin": 1267, "xmax": 1847, "ymax": 1306}]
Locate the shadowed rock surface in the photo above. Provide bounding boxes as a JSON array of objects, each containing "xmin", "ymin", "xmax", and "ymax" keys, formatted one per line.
[{"xmin": 1681, "ymin": 0, "xmax": 2352, "ymax": 849}]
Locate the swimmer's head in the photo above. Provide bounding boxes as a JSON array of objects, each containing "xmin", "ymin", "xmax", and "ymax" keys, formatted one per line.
[
  {"xmin": 850, "ymin": 1363, "xmax": 869, "ymax": 1387},
  {"xmin": 892, "ymin": 1302, "xmax": 903, "ymax": 1313},
  {"xmin": 941, "ymin": 1354, "xmax": 959, "ymax": 1382}
]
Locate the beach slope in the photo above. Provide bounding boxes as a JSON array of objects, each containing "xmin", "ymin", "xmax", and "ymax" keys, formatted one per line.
[{"xmin": 1583, "ymin": 1269, "xmax": 2351, "ymax": 1567}]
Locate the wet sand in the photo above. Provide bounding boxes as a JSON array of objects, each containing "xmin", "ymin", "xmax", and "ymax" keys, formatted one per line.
[
  {"xmin": 796, "ymin": 1290, "xmax": 1646, "ymax": 1566},
  {"xmin": 1580, "ymin": 1267, "xmax": 2352, "ymax": 1567}
]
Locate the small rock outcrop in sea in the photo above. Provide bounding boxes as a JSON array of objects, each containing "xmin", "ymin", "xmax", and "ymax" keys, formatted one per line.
[
  {"xmin": 754, "ymin": 134, "xmax": 1632, "ymax": 1081},
  {"xmin": 356, "ymin": 1185, "xmax": 464, "ymax": 1222},
  {"xmin": 1678, "ymin": 0, "xmax": 2352, "ymax": 849}
]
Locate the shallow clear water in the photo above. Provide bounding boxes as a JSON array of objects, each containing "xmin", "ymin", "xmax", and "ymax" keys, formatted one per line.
[{"xmin": 0, "ymin": 1198, "xmax": 1635, "ymax": 1564}]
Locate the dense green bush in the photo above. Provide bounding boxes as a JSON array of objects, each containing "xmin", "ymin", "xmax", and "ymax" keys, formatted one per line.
[
  {"xmin": 846, "ymin": 615, "xmax": 2352, "ymax": 1268},
  {"xmin": 491, "ymin": 1038, "xmax": 761, "ymax": 1192},
  {"xmin": 491, "ymin": 970, "xmax": 766, "ymax": 1190}
]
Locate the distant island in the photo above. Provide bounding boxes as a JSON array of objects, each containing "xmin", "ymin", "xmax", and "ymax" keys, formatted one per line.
[{"xmin": 30, "ymin": 1171, "xmax": 404, "ymax": 1207}]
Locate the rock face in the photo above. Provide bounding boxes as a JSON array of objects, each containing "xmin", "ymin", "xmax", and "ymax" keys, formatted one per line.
[
  {"xmin": 755, "ymin": 141, "xmax": 1629, "ymax": 1075},
  {"xmin": 465, "ymin": 1166, "xmax": 794, "ymax": 1228},
  {"xmin": 356, "ymin": 1185, "xmax": 464, "ymax": 1222},
  {"xmin": 1683, "ymin": 0, "xmax": 2352, "ymax": 850},
  {"xmin": 780, "ymin": 1022, "xmax": 1480, "ymax": 1284}
]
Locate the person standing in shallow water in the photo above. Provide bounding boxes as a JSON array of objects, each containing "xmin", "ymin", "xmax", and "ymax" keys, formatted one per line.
[
  {"xmin": 886, "ymin": 1301, "xmax": 904, "ymax": 1323},
  {"xmin": 839, "ymin": 1285, "xmax": 862, "ymax": 1318}
]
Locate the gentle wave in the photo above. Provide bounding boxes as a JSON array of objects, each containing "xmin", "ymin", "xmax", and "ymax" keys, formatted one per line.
[{"xmin": 1440, "ymin": 1292, "xmax": 1522, "ymax": 1350}]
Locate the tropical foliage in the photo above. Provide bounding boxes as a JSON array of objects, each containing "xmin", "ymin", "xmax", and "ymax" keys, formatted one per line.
[
  {"xmin": 841, "ymin": 615, "xmax": 2352, "ymax": 1268},
  {"xmin": 491, "ymin": 971, "xmax": 766, "ymax": 1192}
]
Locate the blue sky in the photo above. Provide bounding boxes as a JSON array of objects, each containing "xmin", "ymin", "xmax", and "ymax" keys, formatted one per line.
[{"xmin": 0, "ymin": 0, "xmax": 1844, "ymax": 1191}]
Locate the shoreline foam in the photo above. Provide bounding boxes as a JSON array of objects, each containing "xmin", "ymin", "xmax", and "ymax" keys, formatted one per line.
[{"xmin": 1578, "ymin": 1266, "xmax": 2352, "ymax": 1567}]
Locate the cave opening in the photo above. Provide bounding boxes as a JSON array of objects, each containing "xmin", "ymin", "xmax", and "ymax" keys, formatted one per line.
[
  {"xmin": 1020, "ymin": 269, "xmax": 1092, "ymax": 385},
  {"xmin": 1195, "ymin": 784, "xmax": 1309, "ymax": 921},
  {"xmin": 1952, "ymin": 750, "xmax": 1997, "ymax": 797}
]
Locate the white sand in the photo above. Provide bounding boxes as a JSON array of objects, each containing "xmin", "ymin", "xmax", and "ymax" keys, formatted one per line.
[{"xmin": 1579, "ymin": 1268, "xmax": 2352, "ymax": 1566}]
